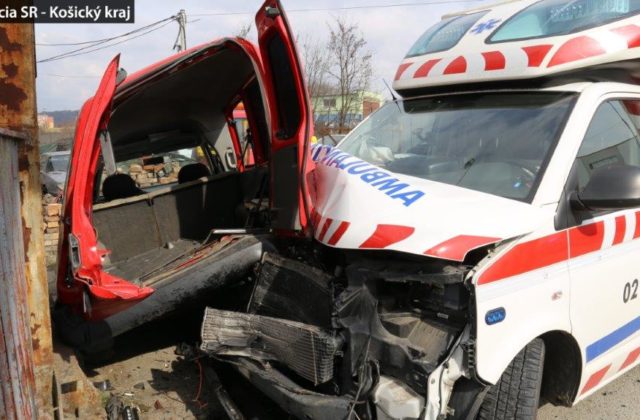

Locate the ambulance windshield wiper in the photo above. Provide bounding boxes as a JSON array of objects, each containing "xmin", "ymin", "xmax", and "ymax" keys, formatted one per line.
[
  {"xmin": 463, "ymin": 157, "xmax": 475, "ymax": 169},
  {"xmin": 455, "ymin": 157, "xmax": 476, "ymax": 185}
]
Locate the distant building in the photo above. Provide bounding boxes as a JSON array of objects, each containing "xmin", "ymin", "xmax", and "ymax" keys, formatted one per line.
[
  {"xmin": 312, "ymin": 91, "xmax": 383, "ymax": 130},
  {"xmin": 37, "ymin": 114, "xmax": 55, "ymax": 129}
]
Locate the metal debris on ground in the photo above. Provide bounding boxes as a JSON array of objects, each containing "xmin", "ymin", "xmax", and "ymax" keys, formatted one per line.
[{"xmin": 92, "ymin": 380, "xmax": 113, "ymax": 391}]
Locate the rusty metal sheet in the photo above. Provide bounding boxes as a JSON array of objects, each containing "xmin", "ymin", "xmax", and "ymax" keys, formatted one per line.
[
  {"xmin": 0, "ymin": 22, "xmax": 54, "ymax": 417},
  {"xmin": 0, "ymin": 25, "xmax": 35, "ymax": 130},
  {"xmin": 0, "ymin": 137, "xmax": 37, "ymax": 419}
]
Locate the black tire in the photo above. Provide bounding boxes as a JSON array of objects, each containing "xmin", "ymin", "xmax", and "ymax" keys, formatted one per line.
[{"xmin": 478, "ymin": 338, "xmax": 545, "ymax": 420}]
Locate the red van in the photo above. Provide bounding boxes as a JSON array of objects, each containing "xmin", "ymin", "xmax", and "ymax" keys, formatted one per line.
[{"xmin": 56, "ymin": 0, "xmax": 312, "ymax": 349}]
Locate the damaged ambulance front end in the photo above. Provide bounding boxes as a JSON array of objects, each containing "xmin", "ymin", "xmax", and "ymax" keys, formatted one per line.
[{"xmin": 200, "ymin": 90, "xmax": 575, "ymax": 419}]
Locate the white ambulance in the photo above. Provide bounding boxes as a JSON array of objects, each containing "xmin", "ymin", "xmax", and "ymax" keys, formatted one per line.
[{"xmin": 200, "ymin": 1, "xmax": 640, "ymax": 419}]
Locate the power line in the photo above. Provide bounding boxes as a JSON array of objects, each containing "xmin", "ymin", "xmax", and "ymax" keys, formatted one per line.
[
  {"xmin": 36, "ymin": 16, "xmax": 176, "ymax": 47},
  {"xmin": 43, "ymin": 73, "xmax": 99, "ymax": 78},
  {"xmin": 190, "ymin": 0, "xmax": 485, "ymax": 17},
  {"xmin": 37, "ymin": 17, "xmax": 176, "ymax": 63},
  {"xmin": 35, "ymin": 1, "xmax": 485, "ymax": 63},
  {"xmin": 38, "ymin": 19, "xmax": 175, "ymax": 63}
]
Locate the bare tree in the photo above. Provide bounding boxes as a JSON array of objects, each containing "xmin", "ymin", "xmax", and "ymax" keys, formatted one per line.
[
  {"xmin": 300, "ymin": 35, "xmax": 333, "ymax": 127},
  {"xmin": 326, "ymin": 18, "xmax": 372, "ymax": 132},
  {"xmin": 301, "ymin": 36, "xmax": 331, "ymax": 99}
]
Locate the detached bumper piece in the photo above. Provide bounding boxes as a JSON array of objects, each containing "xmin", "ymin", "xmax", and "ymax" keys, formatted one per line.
[{"xmin": 200, "ymin": 307, "xmax": 339, "ymax": 385}]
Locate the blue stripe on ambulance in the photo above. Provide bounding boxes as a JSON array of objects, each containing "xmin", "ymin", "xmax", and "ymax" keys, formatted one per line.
[{"xmin": 586, "ymin": 315, "xmax": 640, "ymax": 362}]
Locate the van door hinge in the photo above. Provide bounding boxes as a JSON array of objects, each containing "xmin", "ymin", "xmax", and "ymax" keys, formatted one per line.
[{"xmin": 265, "ymin": 6, "xmax": 280, "ymax": 18}]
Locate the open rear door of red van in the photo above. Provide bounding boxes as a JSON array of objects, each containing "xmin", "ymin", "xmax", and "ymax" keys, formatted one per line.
[
  {"xmin": 58, "ymin": 55, "xmax": 154, "ymax": 319},
  {"xmin": 255, "ymin": 1, "xmax": 312, "ymax": 234}
]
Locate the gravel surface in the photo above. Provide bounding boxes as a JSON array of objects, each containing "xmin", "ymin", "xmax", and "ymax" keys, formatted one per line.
[{"xmin": 539, "ymin": 366, "xmax": 640, "ymax": 420}]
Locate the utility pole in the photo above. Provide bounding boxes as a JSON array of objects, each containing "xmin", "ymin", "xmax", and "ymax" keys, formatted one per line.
[{"xmin": 173, "ymin": 9, "xmax": 187, "ymax": 52}]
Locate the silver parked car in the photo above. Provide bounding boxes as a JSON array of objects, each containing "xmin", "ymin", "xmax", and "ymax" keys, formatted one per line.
[{"xmin": 41, "ymin": 151, "xmax": 70, "ymax": 195}]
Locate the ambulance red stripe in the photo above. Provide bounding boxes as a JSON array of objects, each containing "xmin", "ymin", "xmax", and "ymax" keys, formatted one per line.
[
  {"xmin": 444, "ymin": 56, "xmax": 467, "ymax": 75},
  {"xmin": 414, "ymin": 59, "xmax": 441, "ymax": 78},
  {"xmin": 581, "ymin": 364, "xmax": 611, "ymax": 395},
  {"xmin": 522, "ymin": 45, "xmax": 553, "ymax": 67},
  {"xmin": 611, "ymin": 24, "xmax": 640, "ymax": 49},
  {"xmin": 478, "ymin": 213, "xmax": 640, "ymax": 285},
  {"xmin": 394, "ymin": 62, "xmax": 414, "ymax": 80},
  {"xmin": 478, "ymin": 231, "xmax": 568, "ymax": 285},
  {"xmin": 620, "ymin": 346, "xmax": 640, "ymax": 370},
  {"xmin": 613, "ymin": 216, "xmax": 626, "ymax": 245},
  {"xmin": 568, "ymin": 221, "xmax": 605, "ymax": 258},
  {"xmin": 425, "ymin": 235, "xmax": 501, "ymax": 262},
  {"xmin": 360, "ymin": 224, "xmax": 415, "ymax": 249},
  {"xmin": 548, "ymin": 36, "xmax": 606, "ymax": 67},
  {"xmin": 318, "ymin": 218, "xmax": 333, "ymax": 241},
  {"xmin": 327, "ymin": 221, "xmax": 350, "ymax": 246},
  {"xmin": 482, "ymin": 51, "xmax": 506, "ymax": 71},
  {"xmin": 397, "ymin": 21, "xmax": 640, "ymax": 83}
]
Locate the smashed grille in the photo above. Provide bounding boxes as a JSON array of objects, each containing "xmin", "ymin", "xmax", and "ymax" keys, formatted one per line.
[{"xmin": 200, "ymin": 307, "xmax": 338, "ymax": 385}]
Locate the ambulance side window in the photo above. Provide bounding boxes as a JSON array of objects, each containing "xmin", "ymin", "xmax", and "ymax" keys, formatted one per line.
[{"xmin": 576, "ymin": 100, "xmax": 640, "ymax": 192}]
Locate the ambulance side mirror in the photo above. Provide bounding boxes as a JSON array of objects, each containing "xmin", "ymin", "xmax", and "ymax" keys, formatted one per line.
[{"xmin": 571, "ymin": 165, "xmax": 640, "ymax": 211}]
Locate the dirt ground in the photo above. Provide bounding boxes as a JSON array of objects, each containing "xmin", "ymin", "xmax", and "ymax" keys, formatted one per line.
[
  {"xmin": 78, "ymin": 311, "xmax": 216, "ymax": 419},
  {"xmin": 87, "ymin": 345, "xmax": 210, "ymax": 418},
  {"xmin": 538, "ymin": 366, "xmax": 640, "ymax": 420}
]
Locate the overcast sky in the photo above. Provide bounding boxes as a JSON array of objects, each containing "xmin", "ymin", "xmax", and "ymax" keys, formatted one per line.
[{"xmin": 34, "ymin": 0, "xmax": 492, "ymax": 111}]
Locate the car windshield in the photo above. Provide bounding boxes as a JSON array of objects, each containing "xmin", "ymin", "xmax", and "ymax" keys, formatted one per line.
[
  {"xmin": 490, "ymin": 0, "xmax": 640, "ymax": 42},
  {"xmin": 49, "ymin": 155, "xmax": 70, "ymax": 172},
  {"xmin": 337, "ymin": 92, "xmax": 576, "ymax": 202}
]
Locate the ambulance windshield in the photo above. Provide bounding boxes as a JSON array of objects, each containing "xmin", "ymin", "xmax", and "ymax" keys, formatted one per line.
[
  {"xmin": 406, "ymin": 11, "xmax": 488, "ymax": 57},
  {"xmin": 490, "ymin": 0, "xmax": 640, "ymax": 43},
  {"xmin": 338, "ymin": 92, "xmax": 576, "ymax": 202}
]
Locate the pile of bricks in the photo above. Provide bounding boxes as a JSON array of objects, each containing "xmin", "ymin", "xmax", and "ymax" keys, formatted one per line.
[
  {"xmin": 43, "ymin": 194, "xmax": 62, "ymax": 266},
  {"xmin": 127, "ymin": 162, "xmax": 180, "ymax": 188}
]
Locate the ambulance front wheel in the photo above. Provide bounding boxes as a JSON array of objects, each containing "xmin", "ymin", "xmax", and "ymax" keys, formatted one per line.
[{"xmin": 477, "ymin": 338, "xmax": 545, "ymax": 420}]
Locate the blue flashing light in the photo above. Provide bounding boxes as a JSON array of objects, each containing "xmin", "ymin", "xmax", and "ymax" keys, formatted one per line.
[{"xmin": 485, "ymin": 307, "xmax": 506, "ymax": 325}]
